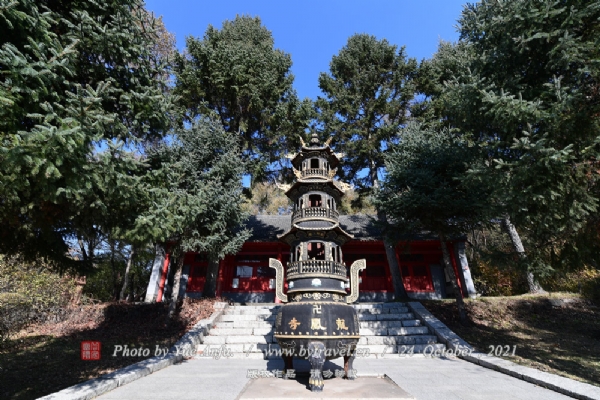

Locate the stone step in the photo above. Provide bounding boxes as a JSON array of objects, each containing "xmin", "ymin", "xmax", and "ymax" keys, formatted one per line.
[
  {"xmin": 203, "ymin": 335, "xmax": 274, "ymax": 345},
  {"xmin": 358, "ymin": 335, "xmax": 439, "ymax": 345},
  {"xmin": 359, "ymin": 320, "xmax": 420, "ymax": 329},
  {"xmin": 210, "ymin": 327, "xmax": 273, "ymax": 336},
  {"xmin": 359, "ymin": 326, "xmax": 429, "ymax": 336},
  {"xmin": 229, "ymin": 304, "xmax": 280, "ymax": 309},
  {"xmin": 213, "ymin": 321, "xmax": 274, "ymax": 329},
  {"xmin": 352, "ymin": 303, "xmax": 407, "ymax": 309},
  {"xmin": 356, "ymin": 307, "xmax": 409, "ymax": 314},
  {"xmin": 226, "ymin": 335, "xmax": 273, "ymax": 344},
  {"xmin": 388, "ymin": 326, "xmax": 429, "ymax": 335},
  {"xmin": 357, "ymin": 343, "xmax": 446, "ymax": 355},
  {"xmin": 357, "ymin": 313, "xmax": 414, "ymax": 321},
  {"xmin": 398, "ymin": 344, "xmax": 446, "ymax": 354},
  {"xmin": 209, "ymin": 328, "xmax": 252, "ymax": 336},
  {"xmin": 200, "ymin": 303, "xmax": 441, "ymax": 358},
  {"xmin": 223, "ymin": 308, "xmax": 277, "ymax": 316},
  {"xmin": 219, "ymin": 314, "xmax": 276, "ymax": 322},
  {"xmin": 197, "ymin": 343, "xmax": 272, "ymax": 353},
  {"xmin": 195, "ymin": 352, "xmax": 266, "ymax": 360}
]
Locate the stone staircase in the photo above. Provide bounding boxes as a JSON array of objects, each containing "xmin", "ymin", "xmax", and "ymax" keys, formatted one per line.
[
  {"xmin": 354, "ymin": 302, "xmax": 445, "ymax": 355},
  {"xmin": 196, "ymin": 302, "xmax": 445, "ymax": 360}
]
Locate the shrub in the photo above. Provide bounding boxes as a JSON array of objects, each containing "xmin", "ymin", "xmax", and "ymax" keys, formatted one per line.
[
  {"xmin": 83, "ymin": 245, "xmax": 154, "ymax": 302},
  {"xmin": 0, "ymin": 256, "xmax": 75, "ymax": 340},
  {"xmin": 541, "ymin": 267, "xmax": 600, "ymax": 304},
  {"xmin": 470, "ymin": 259, "xmax": 529, "ymax": 297}
]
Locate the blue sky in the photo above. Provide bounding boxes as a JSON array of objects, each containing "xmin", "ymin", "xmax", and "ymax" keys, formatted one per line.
[{"xmin": 144, "ymin": 0, "xmax": 467, "ymax": 101}]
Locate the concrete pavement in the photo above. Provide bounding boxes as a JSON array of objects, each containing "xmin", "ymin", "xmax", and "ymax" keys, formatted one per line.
[{"xmin": 96, "ymin": 356, "xmax": 575, "ymax": 400}]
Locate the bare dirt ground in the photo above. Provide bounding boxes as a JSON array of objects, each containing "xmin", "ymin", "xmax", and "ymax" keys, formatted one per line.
[
  {"xmin": 422, "ymin": 293, "xmax": 600, "ymax": 387},
  {"xmin": 0, "ymin": 298, "xmax": 217, "ymax": 400}
]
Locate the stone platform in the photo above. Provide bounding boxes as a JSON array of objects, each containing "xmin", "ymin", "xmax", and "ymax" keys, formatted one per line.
[{"xmin": 238, "ymin": 376, "xmax": 414, "ymax": 400}]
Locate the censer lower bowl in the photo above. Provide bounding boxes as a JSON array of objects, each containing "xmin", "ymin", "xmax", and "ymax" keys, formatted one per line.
[{"xmin": 273, "ymin": 299, "xmax": 360, "ymax": 389}]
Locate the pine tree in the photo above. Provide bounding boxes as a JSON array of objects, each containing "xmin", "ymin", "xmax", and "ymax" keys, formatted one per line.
[
  {"xmin": 0, "ymin": 0, "xmax": 172, "ymax": 267},
  {"xmin": 129, "ymin": 119, "xmax": 250, "ymax": 309},
  {"xmin": 174, "ymin": 15, "xmax": 312, "ymax": 183},
  {"xmin": 375, "ymin": 123, "xmax": 493, "ymax": 323},
  {"xmin": 316, "ymin": 34, "xmax": 417, "ymax": 190},
  {"xmin": 416, "ymin": 0, "xmax": 600, "ymax": 287}
]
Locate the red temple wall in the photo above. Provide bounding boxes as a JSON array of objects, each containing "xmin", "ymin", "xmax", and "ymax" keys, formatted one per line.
[{"xmin": 183, "ymin": 239, "xmax": 460, "ymax": 298}]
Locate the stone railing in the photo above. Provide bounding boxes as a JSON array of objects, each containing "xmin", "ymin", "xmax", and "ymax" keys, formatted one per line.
[
  {"xmin": 301, "ymin": 168, "xmax": 329, "ymax": 179},
  {"xmin": 292, "ymin": 207, "xmax": 339, "ymax": 224},
  {"xmin": 287, "ymin": 260, "xmax": 347, "ymax": 279}
]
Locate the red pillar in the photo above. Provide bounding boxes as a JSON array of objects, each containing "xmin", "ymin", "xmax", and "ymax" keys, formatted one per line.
[
  {"xmin": 447, "ymin": 242, "xmax": 464, "ymax": 298},
  {"xmin": 216, "ymin": 259, "xmax": 224, "ymax": 297},
  {"xmin": 274, "ymin": 244, "xmax": 283, "ymax": 303},
  {"xmin": 156, "ymin": 252, "xmax": 171, "ymax": 303}
]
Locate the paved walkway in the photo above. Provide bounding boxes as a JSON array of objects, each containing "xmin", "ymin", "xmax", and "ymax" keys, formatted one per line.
[{"xmin": 96, "ymin": 356, "xmax": 574, "ymax": 400}]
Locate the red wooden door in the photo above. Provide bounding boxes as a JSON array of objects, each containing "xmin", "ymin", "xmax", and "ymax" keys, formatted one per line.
[
  {"xmin": 233, "ymin": 255, "xmax": 276, "ymax": 292},
  {"xmin": 343, "ymin": 250, "xmax": 393, "ymax": 292},
  {"xmin": 186, "ymin": 253, "xmax": 208, "ymax": 292},
  {"xmin": 398, "ymin": 254, "xmax": 434, "ymax": 292}
]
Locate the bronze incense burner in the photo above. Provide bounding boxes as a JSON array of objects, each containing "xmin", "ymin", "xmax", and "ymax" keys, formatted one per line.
[{"xmin": 269, "ymin": 133, "xmax": 365, "ymax": 392}]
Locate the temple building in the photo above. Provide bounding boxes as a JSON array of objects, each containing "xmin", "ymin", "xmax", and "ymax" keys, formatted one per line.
[{"xmin": 144, "ymin": 135, "xmax": 477, "ymax": 304}]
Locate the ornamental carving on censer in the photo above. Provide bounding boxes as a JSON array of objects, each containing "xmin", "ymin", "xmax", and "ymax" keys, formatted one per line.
[{"xmin": 269, "ymin": 133, "xmax": 365, "ymax": 392}]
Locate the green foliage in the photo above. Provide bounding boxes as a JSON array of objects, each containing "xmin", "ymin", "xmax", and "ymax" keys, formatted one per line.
[
  {"xmin": 242, "ymin": 182, "xmax": 292, "ymax": 215},
  {"xmin": 174, "ymin": 15, "xmax": 312, "ymax": 182},
  {"xmin": 316, "ymin": 34, "xmax": 418, "ymax": 190},
  {"xmin": 540, "ymin": 267, "xmax": 600, "ymax": 304},
  {"xmin": 376, "ymin": 123, "xmax": 489, "ymax": 320},
  {"xmin": 470, "ymin": 259, "xmax": 529, "ymax": 297},
  {"xmin": 83, "ymin": 245, "xmax": 154, "ymax": 302},
  {"xmin": 337, "ymin": 188, "xmax": 376, "ymax": 215},
  {"xmin": 0, "ymin": 0, "xmax": 173, "ymax": 267},
  {"xmin": 132, "ymin": 119, "xmax": 251, "ymax": 260},
  {"xmin": 467, "ymin": 226, "xmax": 530, "ymax": 296},
  {"xmin": 375, "ymin": 123, "xmax": 492, "ymax": 238},
  {"xmin": 417, "ymin": 0, "xmax": 600, "ymax": 275},
  {"xmin": 0, "ymin": 256, "xmax": 75, "ymax": 339}
]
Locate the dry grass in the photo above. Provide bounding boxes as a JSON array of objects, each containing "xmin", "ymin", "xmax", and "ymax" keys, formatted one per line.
[
  {"xmin": 0, "ymin": 298, "xmax": 217, "ymax": 400},
  {"xmin": 423, "ymin": 293, "xmax": 600, "ymax": 387}
]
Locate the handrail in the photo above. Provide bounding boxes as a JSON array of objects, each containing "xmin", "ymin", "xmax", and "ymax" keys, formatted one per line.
[
  {"xmin": 301, "ymin": 168, "xmax": 329, "ymax": 178},
  {"xmin": 287, "ymin": 259, "xmax": 347, "ymax": 278},
  {"xmin": 292, "ymin": 207, "xmax": 339, "ymax": 223}
]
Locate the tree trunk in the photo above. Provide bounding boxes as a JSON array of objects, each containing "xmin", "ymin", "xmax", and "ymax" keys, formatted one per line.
[
  {"xmin": 383, "ymin": 240, "xmax": 409, "ymax": 300},
  {"xmin": 501, "ymin": 215, "xmax": 546, "ymax": 294},
  {"xmin": 439, "ymin": 232, "xmax": 468, "ymax": 325},
  {"xmin": 167, "ymin": 255, "xmax": 184, "ymax": 320},
  {"xmin": 378, "ymin": 210, "xmax": 409, "ymax": 299},
  {"xmin": 369, "ymin": 158, "xmax": 379, "ymax": 190},
  {"xmin": 78, "ymin": 237, "xmax": 88, "ymax": 263},
  {"xmin": 110, "ymin": 240, "xmax": 120, "ymax": 301},
  {"xmin": 120, "ymin": 247, "xmax": 136, "ymax": 301},
  {"xmin": 203, "ymin": 259, "xmax": 220, "ymax": 298},
  {"xmin": 128, "ymin": 273, "xmax": 135, "ymax": 302}
]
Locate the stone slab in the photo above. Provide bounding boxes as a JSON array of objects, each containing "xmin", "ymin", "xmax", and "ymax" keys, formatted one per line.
[
  {"xmin": 226, "ymin": 335, "xmax": 272, "ymax": 344},
  {"xmin": 220, "ymin": 314, "xmax": 261, "ymax": 321},
  {"xmin": 360, "ymin": 321, "xmax": 403, "ymax": 328},
  {"xmin": 237, "ymin": 376, "xmax": 415, "ymax": 400},
  {"xmin": 233, "ymin": 321, "xmax": 273, "ymax": 328},
  {"xmin": 401, "ymin": 320, "xmax": 421, "ymax": 327},
  {"xmin": 210, "ymin": 328, "xmax": 254, "ymax": 336},
  {"xmin": 359, "ymin": 327, "xmax": 387, "ymax": 336},
  {"xmin": 377, "ymin": 313, "xmax": 410, "ymax": 320},
  {"xmin": 387, "ymin": 327, "xmax": 429, "ymax": 335}
]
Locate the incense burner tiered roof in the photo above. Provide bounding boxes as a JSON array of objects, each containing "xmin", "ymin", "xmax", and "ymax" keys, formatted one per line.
[{"xmin": 278, "ymin": 134, "xmax": 355, "ymax": 290}]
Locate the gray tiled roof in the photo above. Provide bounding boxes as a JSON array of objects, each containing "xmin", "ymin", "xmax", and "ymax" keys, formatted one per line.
[
  {"xmin": 243, "ymin": 214, "xmax": 456, "ymax": 242},
  {"xmin": 245, "ymin": 214, "xmax": 382, "ymax": 242}
]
